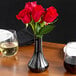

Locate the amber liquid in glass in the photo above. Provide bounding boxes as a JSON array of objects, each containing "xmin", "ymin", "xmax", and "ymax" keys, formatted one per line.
[{"xmin": 0, "ymin": 42, "xmax": 18, "ymax": 57}]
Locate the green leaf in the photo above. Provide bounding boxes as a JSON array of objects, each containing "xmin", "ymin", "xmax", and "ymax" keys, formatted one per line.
[
  {"xmin": 50, "ymin": 18, "xmax": 58, "ymax": 24},
  {"xmin": 39, "ymin": 24, "xmax": 55, "ymax": 35}
]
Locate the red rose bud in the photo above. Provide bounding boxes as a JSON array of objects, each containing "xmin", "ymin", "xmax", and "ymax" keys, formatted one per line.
[
  {"xmin": 16, "ymin": 8, "xmax": 31, "ymax": 23},
  {"xmin": 25, "ymin": 1, "xmax": 37, "ymax": 12},
  {"xmin": 32, "ymin": 5, "xmax": 45, "ymax": 22},
  {"xmin": 43, "ymin": 6, "xmax": 58, "ymax": 23},
  {"xmin": 16, "ymin": 9, "xmax": 26, "ymax": 20},
  {"xmin": 22, "ymin": 13, "xmax": 31, "ymax": 24}
]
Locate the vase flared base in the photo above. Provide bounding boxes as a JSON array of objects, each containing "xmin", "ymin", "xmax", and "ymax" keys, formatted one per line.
[{"xmin": 28, "ymin": 64, "xmax": 49, "ymax": 73}]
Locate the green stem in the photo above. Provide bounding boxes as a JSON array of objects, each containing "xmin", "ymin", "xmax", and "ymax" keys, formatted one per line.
[
  {"xmin": 35, "ymin": 22, "xmax": 37, "ymax": 35},
  {"xmin": 29, "ymin": 23, "xmax": 35, "ymax": 34}
]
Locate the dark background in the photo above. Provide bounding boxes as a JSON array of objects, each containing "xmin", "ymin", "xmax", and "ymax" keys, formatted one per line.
[{"xmin": 0, "ymin": 0, "xmax": 76, "ymax": 44}]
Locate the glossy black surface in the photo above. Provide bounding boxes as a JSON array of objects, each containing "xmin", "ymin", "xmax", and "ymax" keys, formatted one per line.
[{"xmin": 28, "ymin": 37, "xmax": 49, "ymax": 73}]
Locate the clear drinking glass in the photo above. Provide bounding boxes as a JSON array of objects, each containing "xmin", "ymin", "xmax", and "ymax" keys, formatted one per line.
[
  {"xmin": 0, "ymin": 29, "xmax": 18, "ymax": 57},
  {"xmin": 64, "ymin": 42, "xmax": 76, "ymax": 74}
]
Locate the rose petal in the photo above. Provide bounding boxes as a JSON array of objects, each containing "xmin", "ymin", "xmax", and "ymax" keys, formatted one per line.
[{"xmin": 43, "ymin": 6, "xmax": 58, "ymax": 23}]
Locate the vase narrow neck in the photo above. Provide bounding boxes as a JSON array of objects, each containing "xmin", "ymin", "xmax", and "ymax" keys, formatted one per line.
[{"xmin": 34, "ymin": 36, "xmax": 42, "ymax": 53}]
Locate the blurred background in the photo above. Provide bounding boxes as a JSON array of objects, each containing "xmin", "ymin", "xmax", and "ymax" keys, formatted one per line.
[{"xmin": 0, "ymin": 0, "xmax": 76, "ymax": 45}]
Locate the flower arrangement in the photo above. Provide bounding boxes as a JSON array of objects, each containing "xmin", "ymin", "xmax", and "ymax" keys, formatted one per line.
[
  {"xmin": 16, "ymin": 1, "xmax": 58, "ymax": 38},
  {"xmin": 16, "ymin": 1, "xmax": 59, "ymax": 72}
]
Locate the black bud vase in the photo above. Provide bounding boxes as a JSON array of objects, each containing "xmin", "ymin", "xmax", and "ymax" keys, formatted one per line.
[{"xmin": 28, "ymin": 36, "xmax": 49, "ymax": 73}]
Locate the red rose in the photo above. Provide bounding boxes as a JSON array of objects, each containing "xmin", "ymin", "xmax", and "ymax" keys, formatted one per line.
[
  {"xmin": 16, "ymin": 9, "xmax": 26, "ymax": 20},
  {"xmin": 43, "ymin": 6, "xmax": 58, "ymax": 23},
  {"xmin": 21, "ymin": 13, "xmax": 31, "ymax": 24},
  {"xmin": 32, "ymin": 5, "xmax": 45, "ymax": 22},
  {"xmin": 16, "ymin": 9, "xmax": 31, "ymax": 23},
  {"xmin": 25, "ymin": 1, "xmax": 37, "ymax": 12}
]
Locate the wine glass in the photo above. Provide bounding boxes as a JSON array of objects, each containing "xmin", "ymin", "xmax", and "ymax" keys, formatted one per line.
[
  {"xmin": 64, "ymin": 42, "xmax": 76, "ymax": 74},
  {"xmin": 0, "ymin": 29, "xmax": 18, "ymax": 57}
]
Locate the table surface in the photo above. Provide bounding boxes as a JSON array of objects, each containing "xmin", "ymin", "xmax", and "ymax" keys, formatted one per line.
[{"xmin": 0, "ymin": 42, "xmax": 76, "ymax": 76}]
